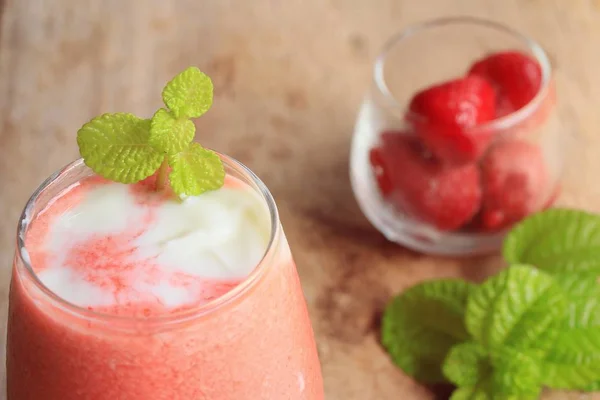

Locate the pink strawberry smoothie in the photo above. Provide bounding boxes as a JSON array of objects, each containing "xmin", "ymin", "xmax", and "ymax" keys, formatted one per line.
[{"xmin": 7, "ymin": 162, "xmax": 324, "ymax": 400}]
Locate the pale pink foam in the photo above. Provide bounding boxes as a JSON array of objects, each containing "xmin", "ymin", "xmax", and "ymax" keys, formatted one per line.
[{"xmin": 25, "ymin": 175, "xmax": 261, "ymax": 317}]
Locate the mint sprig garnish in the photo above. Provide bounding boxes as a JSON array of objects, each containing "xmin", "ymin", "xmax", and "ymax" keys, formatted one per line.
[
  {"xmin": 168, "ymin": 143, "xmax": 225, "ymax": 196},
  {"xmin": 149, "ymin": 108, "xmax": 196, "ymax": 155},
  {"xmin": 77, "ymin": 113, "xmax": 164, "ymax": 183},
  {"xmin": 382, "ymin": 208, "xmax": 600, "ymax": 398},
  {"xmin": 161, "ymin": 66, "xmax": 213, "ymax": 119},
  {"xmin": 77, "ymin": 67, "xmax": 224, "ymax": 196}
]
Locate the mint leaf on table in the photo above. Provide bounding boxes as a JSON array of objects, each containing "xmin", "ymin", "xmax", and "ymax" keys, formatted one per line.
[
  {"xmin": 491, "ymin": 347, "xmax": 542, "ymax": 398},
  {"xmin": 556, "ymin": 273, "xmax": 600, "ymax": 296},
  {"xmin": 503, "ymin": 208, "xmax": 600, "ymax": 276},
  {"xmin": 381, "ymin": 208, "xmax": 600, "ymax": 396},
  {"xmin": 583, "ymin": 381, "xmax": 600, "ymax": 392},
  {"xmin": 542, "ymin": 363, "xmax": 600, "ymax": 392},
  {"xmin": 448, "ymin": 371, "xmax": 539, "ymax": 400},
  {"xmin": 443, "ymin": 341, "xmax": 490, "ymax": 388},
  {"xmin": 541, "ymin": 275, "xmax": 600, "ymax": 390},
  {"xmin": 381, "ymin": 280, "xmax": 475, "ymax": 383},
  {"xmin": 465, "ymin": 265, "xmax": 567, "ymax": 354},
  {"xmin": 450, "ymin": 385, "xmax": 491, "ymax": 400},
  {"xmin": 443, "ymin": 341, "xmax": 542, "ymax": 398},
  {"xmin": 450, "ymin": 387, "xmax": 537, "ymax": 400}
]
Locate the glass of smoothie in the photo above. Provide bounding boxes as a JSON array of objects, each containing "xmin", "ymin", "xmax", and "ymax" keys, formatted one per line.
[{"xmin": 6, "ymin": 69, "xmax": 324, "ymax": 400}]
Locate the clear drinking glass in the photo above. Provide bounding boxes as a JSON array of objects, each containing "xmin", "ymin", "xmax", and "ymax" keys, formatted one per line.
[
  {"xmin": 350, "ymin": 17, "xmax": 561, "ymax": 256},
  {"xmin": 7, "ymin": 157, "xmax": 324, "ymax": 399}
]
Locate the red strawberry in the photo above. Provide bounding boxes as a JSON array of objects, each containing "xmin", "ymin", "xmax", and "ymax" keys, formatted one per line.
[
  {"xmin": 369, "ymin": 147, "xmax": 393, "ymax": 196},
  {"xmin": 480, "ymin": 139, "xmax": 548, "ymax": 231},
  {"xmin": 408, "ymin": 76, "xmax": 496, "ymax": 165},
  {"xmin": 378, "ymin": 132, "xmax": 482, "ymax": 231},
  {"xmin": 468, "ymin": 51, "xmax": 542, "ymax": 115}
]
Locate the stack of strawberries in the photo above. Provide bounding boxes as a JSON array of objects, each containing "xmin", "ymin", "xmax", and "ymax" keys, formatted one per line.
[{"xmin": 370, "ymin": 51, "xmax": 556, "ymax": 233}]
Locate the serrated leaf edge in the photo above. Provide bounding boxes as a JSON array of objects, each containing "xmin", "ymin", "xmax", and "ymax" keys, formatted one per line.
[
  {"xmin": 503, "ymin": 208, "xmax": 600, "ymax": 275},
  {"xmin": 466, "ymin": 265, "xmax": 564, "ymax": 353}
]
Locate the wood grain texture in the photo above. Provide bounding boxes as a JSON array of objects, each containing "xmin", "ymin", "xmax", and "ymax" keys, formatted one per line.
[{"xmin": 1, "ymin": 0, "xmax": 600, "ymax": 398}]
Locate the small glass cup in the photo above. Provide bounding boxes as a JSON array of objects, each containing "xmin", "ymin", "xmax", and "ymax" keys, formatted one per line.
[
  {"xmin": 350, "ymin": 17, "xmax": 561, "ymax": 256},
  {"xmin": 7, "ymin": 157, "xmax": 324, "ymax": 399}
]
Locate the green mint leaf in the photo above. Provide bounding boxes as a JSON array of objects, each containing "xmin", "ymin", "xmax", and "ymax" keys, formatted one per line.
[
  {"xmin": 77, "ymin": 113, "xmax": 164, "ymax": 183},
  {"xmin": 541, "ymin": 275, "xmax": 600, "ymax": 390},
  {"xmin": 162, "ymin": 66, "xmax": 213, "ymax": 119},
  {"xmin": 381, "ymin": 279, "xmax": 475, "ymax": 383},
  {"xmin": 149, "ymin": 108, "xmax": 196, "ymax": 155},
  {"xmin": 491, "ymin": 347, "xmax": 542, "ymax": 397},
  {"xmin": 449, "ymin": 386, "xmax": 491, "ymax": 400},
  {"xmin": 465, "ymin": 265, "xmax": 567, "ymax": 354},
  {"xmin": 549, "ymin": 275, "xmax": 600, "ymax": 363},
  {"xmin": 450, "ymin": 384, "xmax": 538, "ymax": 400},
  {"xmin": 451, "ymin": 389, "xmax": 536, "ymax": 400},
  {"xmin": 444, "ymin": 343, "xmax": 542, "ymax": 398},
  {"xmin": 503, "ymin": 208, "xmax": 600, "ymax": 276},
  {"xmin": 442, "ymin": 341, "xmax": 489, "ymax": 387},
  {"xmin": 556, "ymin": 273, "xmax": 600, "ymax": 296},
  {"xmin": 582, "ymin": 380, "xmax": 600, "ymax": 392},
  {"xmin": 542, "ymin": 363, "xmax": 600, "ymax": 392},
  {"xmin": 168, "ymin": 143, "xmax": 225, "ymax": 196},
  {"xmin": 450, "ymin": 383, "xmax": 538, "ymax": 400}
]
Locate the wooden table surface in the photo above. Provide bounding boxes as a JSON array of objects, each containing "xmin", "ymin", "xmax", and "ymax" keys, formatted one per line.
[{"xmin": 1, "ymin": 0, "xmax": 600, "ymax": 398}]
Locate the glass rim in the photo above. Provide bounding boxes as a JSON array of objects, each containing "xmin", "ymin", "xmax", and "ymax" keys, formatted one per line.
[
  {"xmin": 373, "ymin": 16, "xmax": 553, "ymax": 131},
  {"xmin": 15, "ymin": 153, "xmax": 281, "ymax": 328}
]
